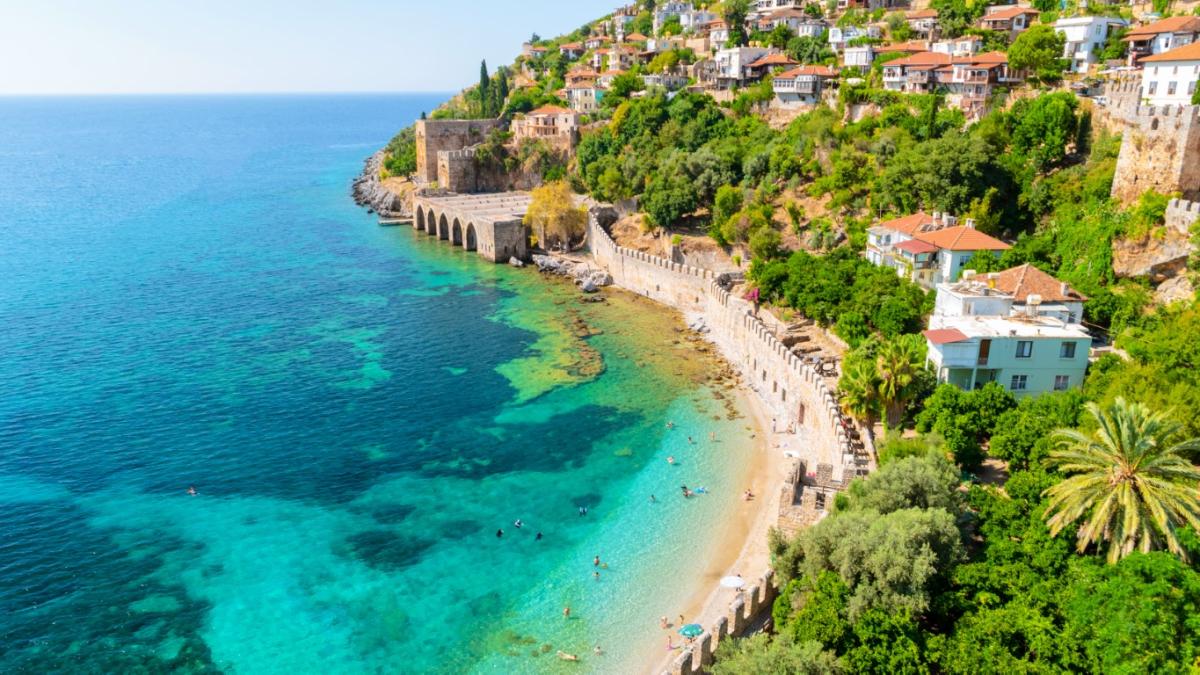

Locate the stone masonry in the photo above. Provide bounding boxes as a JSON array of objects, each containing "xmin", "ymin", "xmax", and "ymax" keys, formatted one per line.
[
  {"xmin": 1111, "ymin": 104, "xmax": 1200, "ymax": 204},
  {"xmin": 411, "ymin": 191, "xmax": 532, "ymax": 262},
  {"xmin": 414, "ymin": 119, "xmax": 506, "ymax": 185}
]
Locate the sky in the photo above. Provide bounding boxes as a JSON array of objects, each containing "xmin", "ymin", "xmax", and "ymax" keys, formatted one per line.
[{"xmin": 0, "ymin": 0, "xmax": 616, "ymax": 95}]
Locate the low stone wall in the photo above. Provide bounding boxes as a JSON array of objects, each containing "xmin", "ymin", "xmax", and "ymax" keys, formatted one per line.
[
  {"xmin": 663, "ymin": 570, "xmax": 778, "ymax": 675},
  {"xmin": 586, "ymin": 215, "xmax": 855, "ymax": 479}
]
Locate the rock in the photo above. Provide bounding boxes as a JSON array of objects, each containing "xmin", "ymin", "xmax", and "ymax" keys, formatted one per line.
[
  {"xmin": 508, "ymin": 257, "xmax": 525, "ymax": 268},
  {"xmin": 1154, "ymin": 275, "xmax": 1195, "ymax": 305},
  {"xmin": 351, "ymin": 151, "xmax": 411, "ymax": 216},
  {"xmin": 581, "ymin": 280, "xmax": 598, "ymax": 293},
  {"xmin": 1112, "ymin": 227, "xmax": 1194, "ymax": 282}
]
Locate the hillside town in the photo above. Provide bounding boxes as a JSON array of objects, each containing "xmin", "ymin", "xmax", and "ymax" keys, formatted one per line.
[{"xmin": 361, "ymin": 0, "xmax": 1200, "ymax": 670}]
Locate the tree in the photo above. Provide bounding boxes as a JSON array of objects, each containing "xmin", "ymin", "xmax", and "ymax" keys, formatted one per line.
[
  {"xmin": 478, "ymin": 60, "xmax": 491, "ymax": 116},
  {"xmin": 848, "ymin": 451, "xmax": 962, "ymax": 514},
  {"xmin": 875, "ymin": 334, "xmax": 926, "ymax": 427},
  {"xmin": 1010, "ymin": 92, "xmax": 1079, "ymax": 171},
  {"xmin": 1043, "ymin": 398, "xmax": 1200, "ymax": 563},
  {"xmin": 723, "ymin": 0, "xmax": 751, "ymax": 46},
  {"xmin": 1008, "ymin": 25, "xmax": 1067, "ymax": 85},
  {"xmin": 712, "ymin": 633, "xmax": 842, "ymax": 675},
  {"xmin": 839, "ymin": 358, "xmax": 881, "ymax": 441},
  {"xmin": 749, "ymin": 228, "xmax": 784, "ymax": 262},
  {"xmin": 524, "ymin": 180, "xmax": 587, "ymax": 249}
]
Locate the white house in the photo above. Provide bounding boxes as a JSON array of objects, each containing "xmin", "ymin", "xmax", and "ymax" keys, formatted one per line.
[
  {"xmin": 1139, "ymin": 41, "xmax": 1200, "ymax": 106},
  {"xmin": 865, "ymin": 211, "xmax": 1011, "ymax": 287},
  {"xmin": 843, "ymin": 45, "xmax": 875, "ymax": 69},
  {"xmin": 907, "ymin": 9, "xmax": 939, "ymax": 37},
  {"xmin": 564, "ymin": 84, "xmax": 604, "ymax": 113},
  {"xmin": 713, "ymin": 47, "xmax": 774, "ymax": 87},
  {"xmin": 680, "ymin": 8, "xmax": 718, "ymax": 32},
  {"xmin": 932, "ymin": 35, "xmax": 982, "ymax": 57},
  {"xmin": 773, "ymin": 65, "xmax": 839, "ymax": 105},
  {"xmin": 924, "ymin": 267, "xmax": 1090, "ymax": 396},
  {"xmin": 1054, "ymin": 16, "xmax": 1128, "ymax": 74},
  {"xmin": 653, "ymin": 1, "xmax": 693, "ymax": 34},
  {"xmin": 1123, "ymin": 16, "xmax": 1200, "ymax": 66},
  {"xmin": 828, "ymin": 25, "xmax": 881, "ymax": 52},
  {"xmin": 642, "ymin": 72, "xmax": 690, "ymax": 90}
]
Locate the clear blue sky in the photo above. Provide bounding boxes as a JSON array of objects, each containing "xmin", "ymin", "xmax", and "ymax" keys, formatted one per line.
[{"xmin": 0, "ymin": 0, "xmax": 616, "ymax": 94}]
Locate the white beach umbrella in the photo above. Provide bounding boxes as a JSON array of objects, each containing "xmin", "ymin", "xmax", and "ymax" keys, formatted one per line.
[{"xmin": 720, "ymin": 576, "xmax": 746, "ymax": 589}]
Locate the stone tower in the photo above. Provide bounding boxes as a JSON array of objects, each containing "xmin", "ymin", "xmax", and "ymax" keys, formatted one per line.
[{"xmin": 1111, "ymin": 104, "xmax": 1200, "ymax": 204}]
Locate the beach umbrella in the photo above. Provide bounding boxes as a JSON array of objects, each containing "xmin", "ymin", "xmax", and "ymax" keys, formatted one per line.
[
  {"xmin": 720, "ymin": 576, "xmax": 746, "ymax": 589},
  {"xmin": 678, "ymin": 623, "xmax": 703, "ymax": 639}
]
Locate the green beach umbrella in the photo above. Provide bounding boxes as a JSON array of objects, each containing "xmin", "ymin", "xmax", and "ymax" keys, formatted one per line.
[{"xmin": 678, "ymin": 623, "xmax": 703, "ymax": 639}]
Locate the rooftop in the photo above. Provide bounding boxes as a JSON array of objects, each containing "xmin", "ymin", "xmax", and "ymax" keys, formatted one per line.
[
  {"xmin": 908, "ymin": 8, "xmax": 939, "ymax": 19},
  {"xmin": 929, "ymin": 313, "xmax": 1091, "ymax": 340},
  {"xmin": 981, "ymin": 6, "xmax": 1040, "ymax": 21},
  {"xmin": 1142, "ymin": 40, "xmax": 1200, "ymax": 62},
  {"xmin": 775, "ymin": 65, "xmax": 839, "ymax": 78},
  {"xmin": 1124, "ymin": 15, "xmax": 1200, "ymax": 40},
  {"xmin": 748, "ymin": 53, "xmax": 800, "ymax": 68},
  {"xmin": 990, "ymin": 264, "xmax": 1087, "ymax": 303},
  {"xmin": 915, "ymin": 225, "xmax": 1010, "ymax": 251}
]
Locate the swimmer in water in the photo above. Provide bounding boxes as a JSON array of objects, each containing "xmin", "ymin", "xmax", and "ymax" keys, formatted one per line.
[
  {"xmin": 187, "ymin": 486, "xmax": 197, "ymax": 496},
  {"xmin": 514, "ymin": 519, "xmax": 523, "ymax": 529},
  {"xmin": 667, "ymin": 455, "xmax": 675, "ymax": 465},
  {"xmin": 536, "ymin": 532, "xmax": 543, "ymax": 541},
  {"xmin": 496, "ymin": 529, "xmax": 503, "ymax": 538}
]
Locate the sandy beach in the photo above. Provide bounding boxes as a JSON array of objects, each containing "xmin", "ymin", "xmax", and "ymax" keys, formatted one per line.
[{"xmin": 639, "ymin": 312, "xmax": 797, "ymax": 675}]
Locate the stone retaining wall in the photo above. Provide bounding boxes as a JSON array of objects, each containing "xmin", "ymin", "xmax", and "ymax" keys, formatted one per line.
[{"xmin": 662, "ymin": 570, "xmax": 778, "ymax": 675}]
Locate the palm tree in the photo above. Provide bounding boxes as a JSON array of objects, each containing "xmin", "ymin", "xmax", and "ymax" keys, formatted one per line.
[
  {"xmin": 875, "ymin": 335, "xmax": 925, "ymax": 428},
  {"xmin": 1043, "ymin": 398, "xmax": 1200, "ymax": 563},
  {"xmin": 839, "ymin": 358, "xmax": 880, "ymax": 445}
]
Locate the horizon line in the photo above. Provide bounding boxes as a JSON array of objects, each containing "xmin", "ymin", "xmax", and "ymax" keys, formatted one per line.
[{"xmin": 0, "ymin": 90, "xmax": 457, "ymax": 98}]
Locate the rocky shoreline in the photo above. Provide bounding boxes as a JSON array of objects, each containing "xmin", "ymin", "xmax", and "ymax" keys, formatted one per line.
[
  {"xmin": 531, "ymin": 254, "xmax": 612, "ymax": 293},
  {"xmin": 350, "ymin": 151, "xmax": 408, "ymax": 216}
]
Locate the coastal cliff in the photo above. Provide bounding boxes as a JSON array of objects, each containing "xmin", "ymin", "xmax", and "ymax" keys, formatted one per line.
[{"xmin": 351, "ymin": 151, "xmax": 410, "ymax": 215}]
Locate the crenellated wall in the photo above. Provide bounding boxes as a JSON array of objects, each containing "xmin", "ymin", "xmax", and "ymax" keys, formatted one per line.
[
  {"xmin": 587, "ymin": 216, "xmax": 857, "ymax": 474},
  {"xmin": 1166, "ymin": 197, "xmax": 1200, "ymax": 235},
  {"xmin": 1111, "ymin": 104, "xmax": 1200, "ymax": 204},
  {"xmin": 414, "ymin": 118, "xmax": 506, "ymax": 185},
  {"xmin": 662, "ymin": 570, "xmax": 778, "ymax": 675}
]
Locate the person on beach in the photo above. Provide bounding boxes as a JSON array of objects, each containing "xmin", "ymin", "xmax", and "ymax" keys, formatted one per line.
[
  {"xmin": 709, "ymin": 431, "xmax": 716, "ymax": 441},
  {"xmin": 666, "ymin": 636, "xmax": 674, "ymax": 651},
  {"xmin": 659, "ymin": 616, "xmax": 669, "ymax": 629}
]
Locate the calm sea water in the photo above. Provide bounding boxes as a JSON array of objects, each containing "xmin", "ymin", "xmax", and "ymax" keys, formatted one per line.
[{"xmin": 0, "ymin": 95, "xmax": 756, "ymax": 674}]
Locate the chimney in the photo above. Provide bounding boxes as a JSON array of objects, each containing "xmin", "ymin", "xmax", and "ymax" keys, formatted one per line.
[
  {"xmin": 1060, "ymin": 282, "xmax": 1069, "ymax": 297},
  {"xmin": 965, "ymin": 217, "xmax": 976, "ymax": 229}
]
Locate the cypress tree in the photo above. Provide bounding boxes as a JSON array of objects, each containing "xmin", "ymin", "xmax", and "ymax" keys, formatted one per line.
[{"xmin": 478, "ymin": 60, "xmax": 491, "ymax": 116}]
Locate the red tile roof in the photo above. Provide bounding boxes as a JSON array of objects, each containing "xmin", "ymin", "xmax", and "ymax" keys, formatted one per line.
[
  {"xmin": 528, "ymin": 105, "xmax": 576, "ymax": 116},
  {"xmin": 625, "ymin": 32, "xmax": 649, "ymax": 42},
  {"xmin": 990, "ymin": 264, "xmax": 1087, "ymax": 302},
  {"xmin": 875, "ymin": 211, "xmax": 938, "ymax": 235},
  {"xmin": 981, "ymin": 6, "xmax": 1040, "ymax": 21},
  {"xmin": 748, "ymin": 53, "xmax": 800, "ymax": 68},
  {"xmin": 1141, "ymin": 40, "xmax": 1200, "ymax": 62},
  {"xmin": 895, "ymin": 239, "xmax": 940, "ymax": 254},
  {"xmin": 1123, "ymin": 15, "xmax": 1200, "ymax": 40},
  {"xmin": 908, "ymin": 9, "xmax": 939, "ymax": 19},
  {"xmin": 884, "ymin": 51, "xmax": 952, "ymax": 67},
  {"xmin": 887, "ymin": 40, "xmax": 932, "ymax": 53},
  {"xmin": 914, "ymin": 226, "xmax": 1011, "ymax": 251},
  {"xmin": 924, "ymin": 328, "xmax": 971, "ymax": 344},
  {"xmin": 776, "ymin": 65, "xmax": 839, "ymax": 78}
]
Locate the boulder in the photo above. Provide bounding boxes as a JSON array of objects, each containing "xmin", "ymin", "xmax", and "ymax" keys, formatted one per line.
[{"xmin": 508, "ymin": 257, "xmax": 525, "ymax": 268}]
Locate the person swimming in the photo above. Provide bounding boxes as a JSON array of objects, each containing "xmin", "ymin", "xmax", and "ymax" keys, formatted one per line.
[
  {"xmin": 514, "ymin": 519, "xmax": 523, "ymax": 529},
  {"xmin": 496, "ymin": 529, "xmax": 503, "ymax": 538},
  {"xmin": 187, "ymin": 486, "xmax": 197, "ymax": 496},
  {"xmin": 536, "ymin": 532, "xmax": 543, "ymax": 541}
]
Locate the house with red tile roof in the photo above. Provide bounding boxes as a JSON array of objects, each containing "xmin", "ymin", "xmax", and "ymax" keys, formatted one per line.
[
  {"xmin": 1123, "ymin": 16, "xmax": 1200, "ymax": 65},
  {"xmin": 924, "ymin": 267, "xmax": 1090, "ymax": 395},
  {"xmin": 978, "ymin": 5, "xmax": 1039, "ymax": 38},
  {"xmin": 882, "ymin": 50, "xmax": 1021, "ymax": 116},
  {"xmin": 511, "ymin": 105, "xmax": 581, "ymax": 145},
  {"xmin": 773, "ymin": 65, "xmax": 839, "ymax": 105},
  {"xmin": 1139, "ymin": 40, "xmax": 1200, "ymax": 106},
  {"xmin": 865, "ymin": 211, "xmax": 1011, "ymax": 287},
  {"xmin": 907, "ymin": 9, "xmax": 939, "ymax": 37}
]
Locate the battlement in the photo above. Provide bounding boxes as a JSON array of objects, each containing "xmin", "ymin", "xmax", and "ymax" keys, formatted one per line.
[
  {"xmin": 1111, "ymin": 103, "xmax": 1200, "ymax": 204},
  {"xmin": 414, "ymin": 118, "xmax": 506, "ymax": 184},
  {"xmin": 1166, "ymin": 198, "xmax": 1200, "ymax": 235}
]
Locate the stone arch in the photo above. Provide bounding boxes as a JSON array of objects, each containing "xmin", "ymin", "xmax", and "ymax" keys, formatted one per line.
[
  {"xmin": 438, "ymin": 214, "xmax": 450, "ymax": 240},
  {"xmin": 464, "ymin": 223, "xmax": 478, "ymax": 251},
  {"xmin": 425, "ymin": 210, "xmax": 439, "ymax": 235},
  {"xmin": 451, "ymin": 218, "xmax": 463, "ymax": 246},
  {"xmin": 415, "ymin": 205, "xmax": 426, "ymax": 231}
]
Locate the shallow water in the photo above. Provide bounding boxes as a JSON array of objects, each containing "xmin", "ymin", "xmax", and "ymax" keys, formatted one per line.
[{"xmin": 0, "ymin": 95, "xmax": 756, "ymax": 673}]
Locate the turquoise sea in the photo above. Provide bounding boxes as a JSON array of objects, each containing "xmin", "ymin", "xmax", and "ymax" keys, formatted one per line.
[{"xmin": 0, "ymin": 95, "xmax": 758, "ymax": 673}]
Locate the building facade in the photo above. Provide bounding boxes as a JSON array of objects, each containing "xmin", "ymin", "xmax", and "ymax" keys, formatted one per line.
[
  {"xmin": 1054, "ymin": 16, "xmax": 1128, "ymax": 74},
  {"xmin": 1139, "ymin": 41, "xmax": 1200, "ymax": 106}
]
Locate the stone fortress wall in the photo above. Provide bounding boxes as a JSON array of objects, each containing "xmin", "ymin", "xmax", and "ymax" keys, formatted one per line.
[
  {"xmin": 414, "ymin": 119, "xmax": 507, "ymax": 185},
  {"xmin": 1111, "ymin": 104, "xmax": 1200, "ymax": 204},
  {"xmin": 1166, "ymin": 197, "xmax": 1200, "ymax": 234},
  {"xmin": 663, "ymin": 569, "xmax": 779, "ymax": 675},
  {"xmin": 586, "ymin": 213, "xmax": 861, "ymax": 519}
]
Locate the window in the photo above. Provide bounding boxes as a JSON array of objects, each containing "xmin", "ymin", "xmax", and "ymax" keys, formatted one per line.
[
  {"xmin": 1060, "ymin": 341, "xmax": 1076, "ymax": 359},
  {"xmin": 1190, "ymin": 81, "xmax": 1197, "ymax": 96},
  {"xmin": 1015, "ymin": 341, "xmax": 1033, "ymax": 358},
  {"xmin": 1067, "ymin": 311, "xmax": 1078, "ymax": 324},
  {"xmin": 1054, "ymin": 375, "xmax": 1070, "ymax": 391},
  {"xmin": 1168, "ymin": 81, "xmax": 1177, "ymax": 96},
  {"xmin": 1011, "ymin": 374, "xmax": 1028, "ymax": 391},
  {"xmin": 1148, "ymin": 81, "xmax": 1158, "ymax": 95}
]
